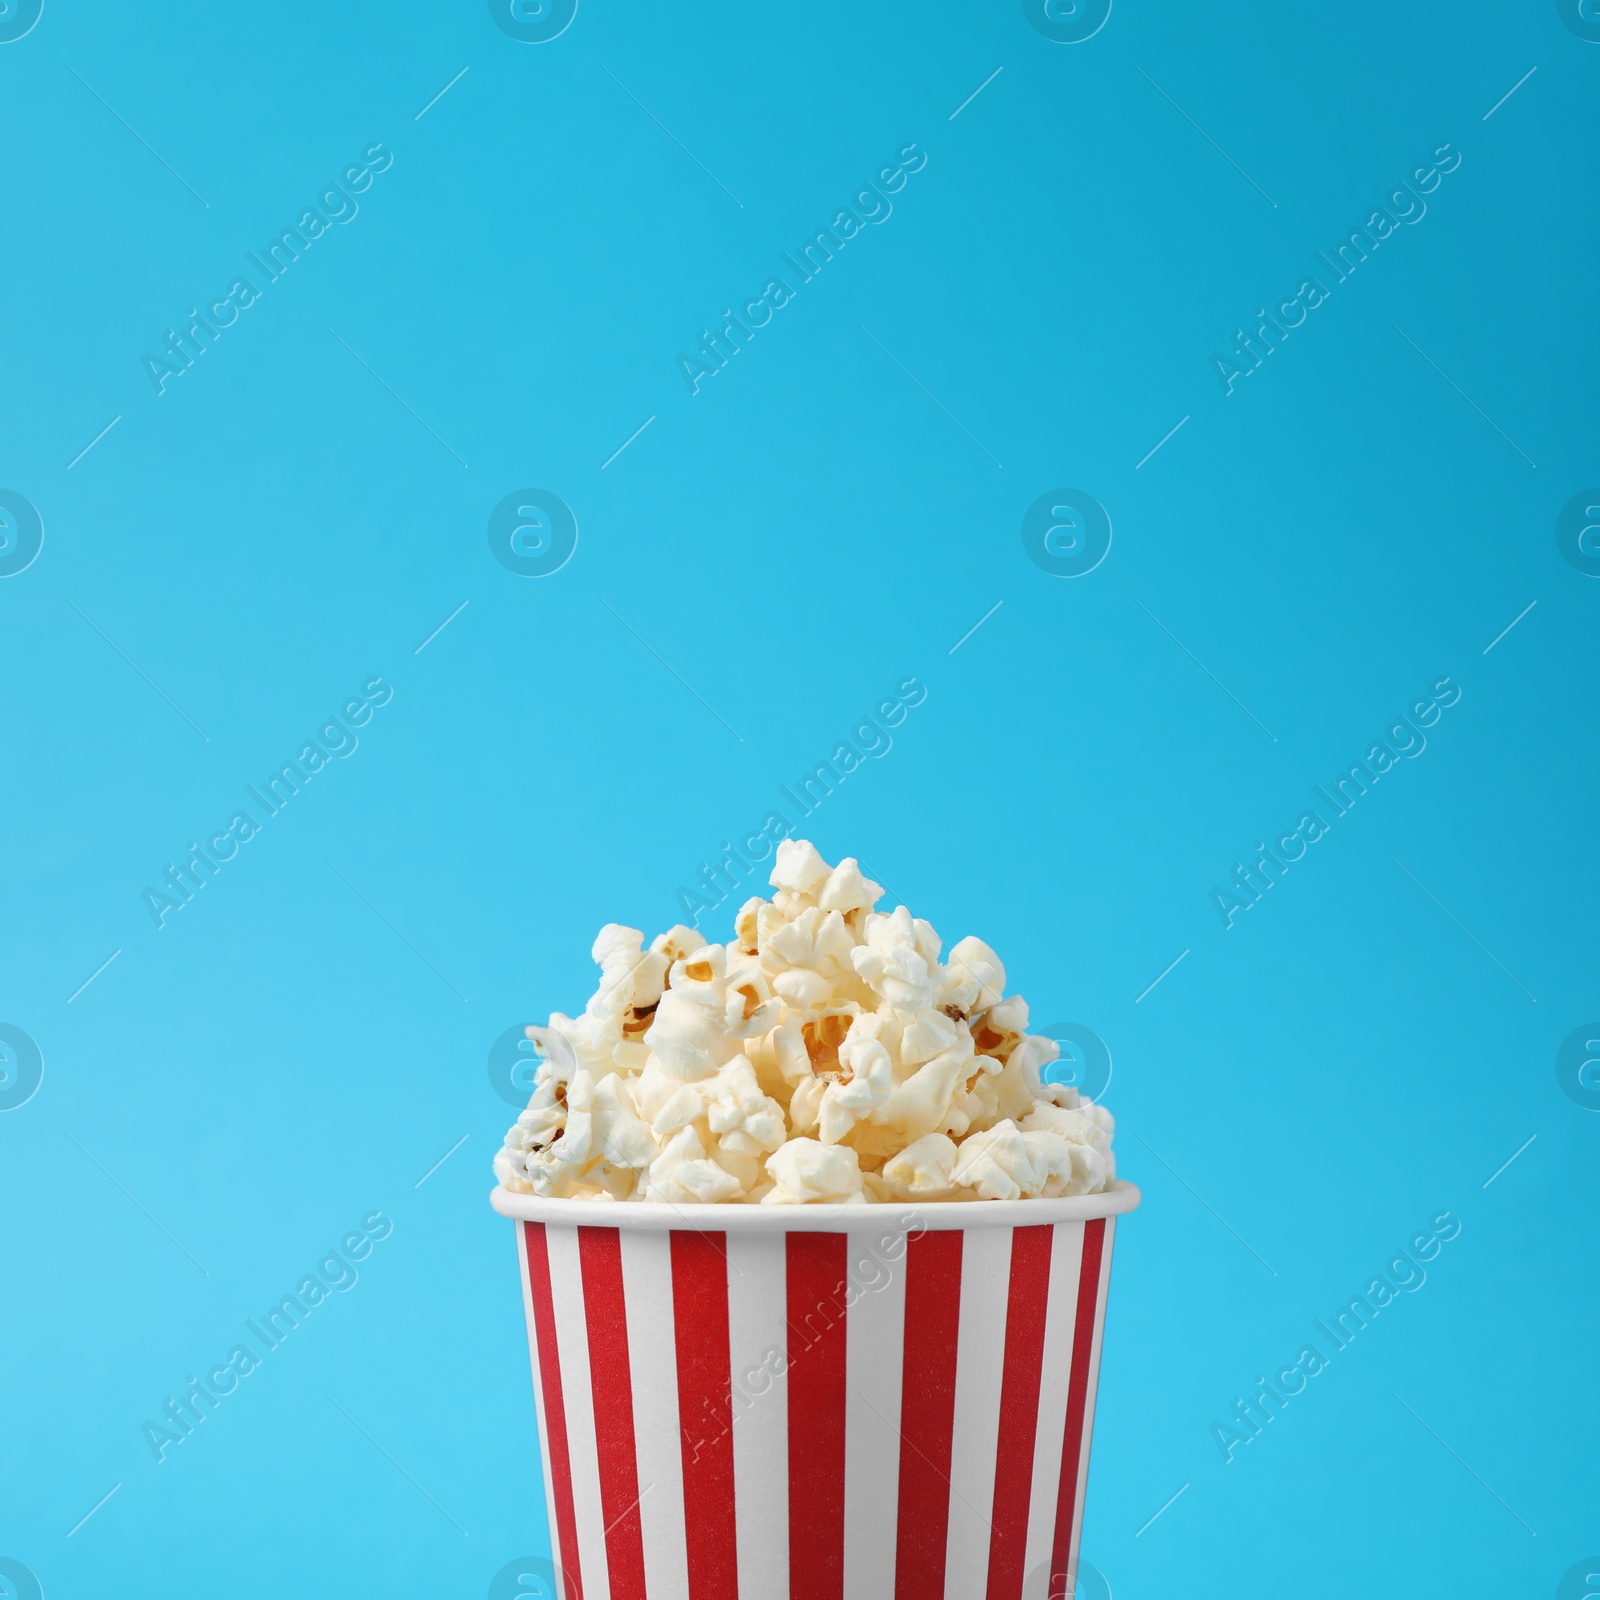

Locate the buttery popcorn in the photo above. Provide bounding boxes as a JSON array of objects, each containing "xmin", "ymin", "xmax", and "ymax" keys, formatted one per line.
[{"xmin": 493, "ymin": 840, "xmax": 1116, "ymax": 1205}]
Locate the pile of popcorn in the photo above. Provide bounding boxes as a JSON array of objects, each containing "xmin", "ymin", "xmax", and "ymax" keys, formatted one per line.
[{"xmin": 494, "ymin": 841, "xmax": 1115, "ymax": 1205}]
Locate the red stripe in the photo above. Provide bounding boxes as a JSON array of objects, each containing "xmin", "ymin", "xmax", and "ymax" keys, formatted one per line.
[
  {"xmin": 671, "ymin": 1230, "xmax": 739, "ymax": 1599},
  {"xmin": 524, "ymin": 1222, "xmax": 584, "ymax": 1600},
  {"xmin": 786, "ymin": 1232, "xmax": 849, "ymax": 1600},
  {"xmin": 578, "ymin": 1226, "xmax": 648, "ymax": 1600},
  {"xmin": 1048, "ymin": 1220, "xmax": 1108, "ymax": 1600},
  {"xmin": 893, "ymin": 1229, "xmax": 964, "ymax": 1600},
  {"xmin": 985, "ymin": 1225, "xmax": 1055, "ymax": 1600}
]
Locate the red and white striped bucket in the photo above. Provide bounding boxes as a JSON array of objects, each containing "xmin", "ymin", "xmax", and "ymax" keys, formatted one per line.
[{"xmin": 491, "ymin": 1184, "xmax": 1139, "ymax": 1600}]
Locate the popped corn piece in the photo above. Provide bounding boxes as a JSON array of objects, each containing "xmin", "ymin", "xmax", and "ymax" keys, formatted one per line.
[
  {"xmin": 898, "ymin": 1007, "xmax": 960, "ymax": 1067},
  {"xmin": 851, "ymin": 906, "xmax": 935, "ymax": 1016},
  {"xmin": 589, "ymin": 924, "xmax": 669, "ymax": 1025},
  {"xmin": 872, "ymin": 1033, "xmax": 976, "ymax": 1144},
  {"xmin": 970, "ymin": 998, "xmax": 1028, "ymax": 1065},
  {"xmin": 571, "ymin": 1071, "xmax": 658, "ymax": 1170},
  {"xmin": 937, "ymin": 935, "xmax": 1007, "ymax": 1016},
  {"xmin": 817, "ymin": 1020, "xmax": 894, "ymax": 1144},
  {"xmin": 741, "ymin": 1023, "xmax": 808, "ymax": 1108},
  {"xmin": 495, "ymin": 1057, "xmax": 573, "ymax": 1193},
  {"xmin": 646, "ymin": 1081, "xmax": 704, "ymax": 1140},
  {"xmin": 952, "ymin": 1054, "xmax": 1037, "ymax": 1137},
  {"xmin": 910, "ymin": 916, "xmax": 942, "ymax": 969},
  {"xmin": 1020, "ymin": 1100, "xmax": 1116, "ymax": 1191},
  {"xmin": 645, "ymin": 1058, "xmax": 785, "ymax": 1172},
  {"xmin": 763, "ymin": 1138, "xmax": 866, "ymax": 1204},
  {"xmin": 612, "ymin": 1039, "xmax": 651, "ymax": 1074},
  {"xmin": 644, "ymin": 944, "xmax": 746, "ymax": 1082},
  {"xmin": 1021, "ymin": 1125, "xmax": 1109, "ymax": 1196},
  {"xmin": 760, "ymin": 906, "xmax": 859, "ymax": 1008},
  {"xmin": 1059, "ymin": 1135, "xmax": 1111, "ymax": 1194},
  {"xmin": 493, "ymin": 1145, "xmax": 529, "ymax": 1193},
  {"xmin": 787, "ymin": 1076, "xmax": 825, "ymax": 1134},
  {"xmin": 755, "ymin": 899, "xmax": 792, "ymax": 950},
  {"xmin": 799, "ymin": 1005, "xmax": 860, "ymax": 1068},
  {"xmin": 531, "ymin": 1011, "xmax": 617, "ymax": 1083},
  {"xmin": 1018, "ymin": 1098, "xmax": 1105, "ymax": 1147},
  {"xmin": 1010, "ymin": 1033, "xmax": 1067, "ymax": 1104},
  {"xmin": 770, "ymin": 838, "xmax": 832, "ymax": 898},
  {"xmin": 861, "ymin": 1171, "xmax": 899, "ymax": 1203},
  {"xmin": 627, "ymin": 1057, "xmax": 688, "ymax": 1127},
  {"xmin": 949, "ymin": 1120, "xmax": 1046, "ymax": 1201},
  {"xmin": 650, "ymin": 924, "xmax": 708, "ymax": 966},
  {"xmin": 721, "ymin": 954, "xmax": 781, "ymax": 1039},
  {"xmin": 771, "ymin": 1022, "xmax": 815, "ymax": 1088},
  {"xmin": 881, "ymin": 1132, "xmax": 959, "ymax": 1199},
  {"xmin": 702, "ymin": 1058, "xmax": 788, "ymax": 1154},
  {"xmin": 586, "ymin": 1165, "xmax": 639, "ymax": 1202},
  {"xmin": 709, "ymin": 1142, "xmax": 766, "ymax": 1194},
  {"xmin": 505, "ymin": 1069, "xmax": 656, "ymax": 1200},
  {"xmin": 642, "ymin": 1125, "xmax": 744, "ymax": 1203},
  {"xmin": 733, "ymin": 896, "xmax": 763, "ymax": 953},
  {"xmin": 1021, "ymin": 1130, "xmax": 1082, "ymax": 1197},
  {"xmin": 986, "ymin": 994, "xmax": 1029, "ymax": 1031},
  {"xmin": 817, "ymin": 857, "xmax": 884, "ymax": 915}
]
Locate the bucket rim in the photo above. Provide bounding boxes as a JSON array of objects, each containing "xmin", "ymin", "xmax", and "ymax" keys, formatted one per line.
[{"xmin": 489, "ymin": 1178, "xmax": 1140, "ymax": 1231}]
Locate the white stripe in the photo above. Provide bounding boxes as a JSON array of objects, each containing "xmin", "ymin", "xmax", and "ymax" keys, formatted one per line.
[
  {"xmin": 621, "ymin": 1228, "xmax": 690, "ymax": 1599},
  {"xmin": 1021, "ymin": 1223, "xmax": 1085, "ymax": 1599},
  {"xmin": 726, "ymin": 1232, "xmax": 790, "ymax": 1600},
  {"xmin": 517, "ymin": 1226, "xmax": 566, "ymax": 1582},
  {"xmin": 943, "ymin": 1226, "xmax": 1013, "ymax": 1599},
  {"xmin": 547, "ymin": 1225, "xmax": 610, "ymax": 1600},
  {"xmin": 844, "ymin": 1226, "xmax": 908, "ymax": 1598},
  {"xmin": 1066, "ymin": 1220, "xmax": 1116, "ymax": 1573}
]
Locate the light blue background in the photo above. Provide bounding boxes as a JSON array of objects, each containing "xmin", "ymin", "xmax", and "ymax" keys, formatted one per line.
[{"xmin": 2, "ymin": 1, "xmax": 1596, "ymax": 1594}]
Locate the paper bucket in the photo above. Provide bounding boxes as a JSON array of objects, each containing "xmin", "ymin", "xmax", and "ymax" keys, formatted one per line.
[{"xmin": 490, "ymin": 1183, "xmax": 1140, "ymax": 1600}]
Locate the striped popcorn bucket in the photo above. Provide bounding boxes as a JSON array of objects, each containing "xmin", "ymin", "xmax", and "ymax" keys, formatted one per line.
[{"xmin": 491, "ymin": 1183, "xmax": 1140, "ymax": 1600}]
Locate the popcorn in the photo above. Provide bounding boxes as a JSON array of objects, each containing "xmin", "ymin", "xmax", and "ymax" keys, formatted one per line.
[
  {"xmin": 642, "ymin": 945, "xmax": 748, "ymax": 1082},
  {"xmin": 881, "ymin": 1132, "xmax": 959, "ymax": 1198},
  {"xmin": 936, "ymin": 935, "xmax": 1007, "ymax": 1016},
  {"xmin": 851, "ymin": 907, "xmax": 935, "ymax": 1016},
  {"xmin": 815, "ymin": 1017, "xmax": 895, "ymax": 1144},
  {"xmin": 760, "ymin": 907, "xmax": 860, "ymax": 1009},
  {"xmin": 950, "ymin": 1121, "xmax": 1049, "ymax": 1201},
  {"xmin": 870, "ymin": 1032, "xmax": 975, "ymax": 1144},
  {"xmin": 817, "ymin": 857, "xmax": 883, "ymax": 915},
  {"xmin": 1020, "ymin": 1098, "xmax": 1116, "ymax": 1192},
  {"xmin": 1010, "ymin": 1032, "xmax": 1064, "ymax": 1103},
  {"xmin": 733, "ymin": 896, "xmax": 763, "ymax": 953},
  {"xmin": 770, "ymin": 838, "xmax": 832, "ymax": 898},
  {"xmin": 642, "ymin": 1125, "xmax": 744, "ymax": 1204},
  {"xmin": 589, "ymin": 924, "xmax": 668, "ymax": 1027},
  {"xmin": 494, "ymin": 841, "xmax": 1118, "ymax": 1204},
  {"xmin": 763, "ymin": 1138, "xmax": 865, "ymax": 1204}
]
